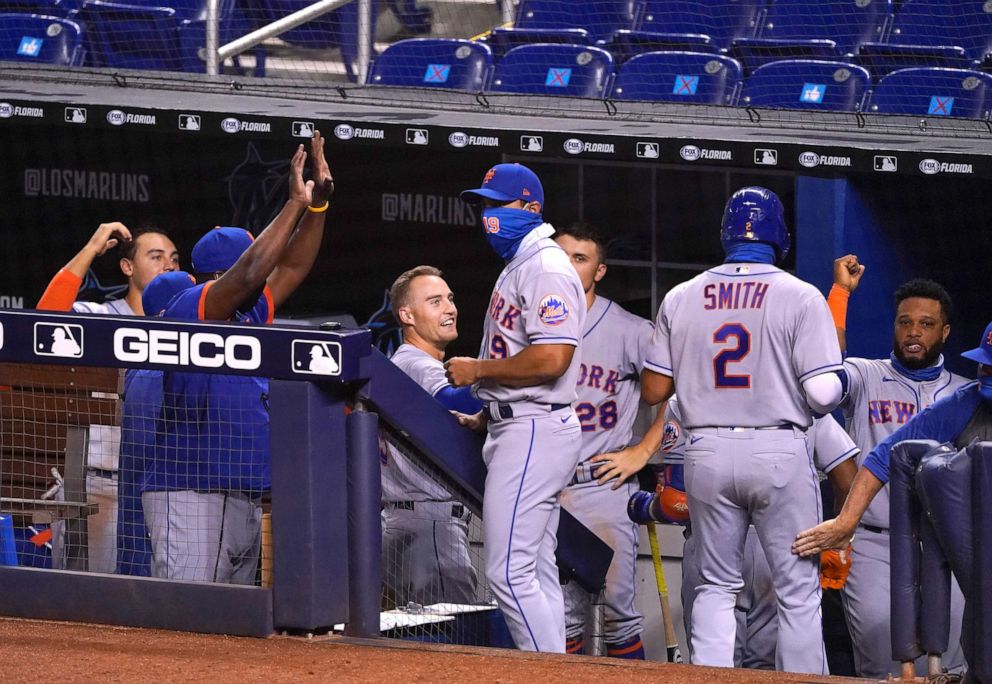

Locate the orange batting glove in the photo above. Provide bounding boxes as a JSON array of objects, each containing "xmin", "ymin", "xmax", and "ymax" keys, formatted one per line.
[{"xmin": 820, "ymin": 544, "xmax": 853, "ymax": 590}]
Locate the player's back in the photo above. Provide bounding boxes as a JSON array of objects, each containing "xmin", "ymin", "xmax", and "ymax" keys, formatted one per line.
[{"xmin": 661, "ymin": 264, "xmax": 841, "ymax": 429}]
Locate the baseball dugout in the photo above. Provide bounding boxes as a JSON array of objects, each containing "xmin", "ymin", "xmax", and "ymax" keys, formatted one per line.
[{"xmin": 0, "ymin": 308, "xmax": 611, "ymax": 642}]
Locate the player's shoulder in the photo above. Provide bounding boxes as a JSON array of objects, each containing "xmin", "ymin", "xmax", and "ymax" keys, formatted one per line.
[
  {"xmin": 843, "ymin": 356, "xmax": 883, "ymax": 373},
  {"xmin": 164, "ymin": 283, "xmax": 207, "ymax": 319},
  {"xmin": 390, "ymin": 343, "xmax": 439, "ymax": 372},
  {"xmin": 946, "ymin": 370, "xmax": 971, "ymax": 390},
  {"xmin": 535, "ymin": 237, "xmax": 577, "ymax": 274},
  {"xmin": 599, "ymin": 297, "xmax": 653, "ymax": 331}
]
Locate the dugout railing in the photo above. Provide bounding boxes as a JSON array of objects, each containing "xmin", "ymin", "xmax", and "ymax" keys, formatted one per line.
[{"xmin": 0, "ymin": 308, "xmax": 611, "ymax": 639}]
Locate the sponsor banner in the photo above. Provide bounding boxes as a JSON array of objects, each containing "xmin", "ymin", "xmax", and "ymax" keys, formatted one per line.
[
  {"xmin": 562, "ymin": 137, "xmax": 616, "ymax": 156},
  {"xmin": 679, "ymin": 144, "xmax": 733, "ymax": 162},
  {"xmin": 0, "ymin": 102, "xmax": 45, "ymax": 120},
  {"xmin": 332, "ymin": 122, "xmax": 388, "ymax": 142},
  {"xmin": 447, "ymin": 130, "xmax": 501, "ymax": 149},
  {"xmin": 917, "ymin": 157, "xmax": 974, "ymax": 175},
  {"xmin": 221, "ymin": 116, "xmax": 273, "ymax": 134},
  {"xmin": 0, "ymin": 310, "xmax": 371, "ymax": 382}
]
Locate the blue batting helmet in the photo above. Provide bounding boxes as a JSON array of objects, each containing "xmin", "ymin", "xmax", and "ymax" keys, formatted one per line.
[{"xmin": 720, "ymin": 186, "xmax": 790, "ymax": 261}]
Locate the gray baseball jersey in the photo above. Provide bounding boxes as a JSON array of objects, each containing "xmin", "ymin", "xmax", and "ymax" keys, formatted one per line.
[
  {"xmin": 380, "ymin": 343, "xmax": 477, "ymax": 606},
  {"xmin": 839, "ymin": 356, "xmax": 967, "ymax": 679},
  {"xmin": 840, "ymin": 357, "xmax": 966, "ymax": 528},
  {"xmin": 646, "ymin": 264, "xmax": 843, "ymax": 428},
  {"xmin": 475, "ymin": 224, "xmax": 585, "ymax": 653},
  {"xmin": 573, "ymin": 295, "xmax": 653, "ymax": 461},
  {"xmin": 476, "ymin": 224, "xmax": 586, "ymax": 405},
  {"xmin": 561, "ymin": 296, "xmax": 652, "ymax": 647},
  {"xmin": 72, "ymin": 299, "xmax": 135, "ymax": 316},
  {"xmin": 380, "ymin": 343, "xmax": 455, "ymax": 503}
]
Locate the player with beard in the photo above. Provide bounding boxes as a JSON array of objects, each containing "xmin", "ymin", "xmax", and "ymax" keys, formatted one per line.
[{"xmin": 795, "ymin": 264, "xmax": 967, "ymax": 678}]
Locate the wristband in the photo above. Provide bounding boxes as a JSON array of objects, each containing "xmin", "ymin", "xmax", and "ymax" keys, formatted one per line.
[
  {"xmin": 827, "ymin": 284, "xmax": 850, "ymax": 330},
  {"xmin": 307, "ymin": 201, "xmax": 329, "ymax": 213}
]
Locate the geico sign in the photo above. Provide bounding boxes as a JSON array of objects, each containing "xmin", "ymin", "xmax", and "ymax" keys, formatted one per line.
[{"xmin": 114, "ymin": 329, "xmax": 261, "ymax": 370}]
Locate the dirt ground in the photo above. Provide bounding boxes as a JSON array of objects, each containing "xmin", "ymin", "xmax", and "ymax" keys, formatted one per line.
[{"xmin": 0, "ymin": 617, "xmax": 870, "ymax": 683}]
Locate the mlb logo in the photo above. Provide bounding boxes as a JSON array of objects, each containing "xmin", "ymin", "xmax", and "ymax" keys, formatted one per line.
[
  {"xmin": 928, "ymin": 96, "xmax": 954, "ymax": 116},
  {"xmin": 34, "ymin": 323, "xmax": 83, "ymax": 358},
  {"xmin": 406, "ymin": 128, "xmax": 429, "ymax": 145},
  {"xmin": 292, "ymin": 121, "xmax": 314, "ymax": 138},
  {"xmin": 672, "ymin": 75, "xmax": 699, "ymax": 95},
  {"xmin": 291, "ymin": 340, "xmax": 342, "ymax": 376},
  {"xmin": 423, "ymin": 64, "xmax": 450, "ymax": 83},
  {"xmin": 178, "ymin": 114, "xmax": 200, "ymax": 131},
  {"xmin": 874, "ymin": 155, "xmax": 897, "ymax": 172},
  {"xmin": 546, "ymin": 68, "xmax": 571, "ymax": 87},
  {"xmin": 754, "ymin": 149, "xmax": 777, "ymax": 166},
  {"xmin": 65, "ymin": 107, "xmax": 87, "ymax": 124},
  {"xmin": 17, "ymin": 36, "xmax": 43, "ymax": 57},
  {"xmin": 636, "ymin": 142, "xmax": 659, "ymax": 159},
  {"xmin": 520, "ymin": 135, "xmax": 543, "ymax": 152},
  {"xmin": 800, "ymin": 83, "xmax": 826, "ymax": 103}
]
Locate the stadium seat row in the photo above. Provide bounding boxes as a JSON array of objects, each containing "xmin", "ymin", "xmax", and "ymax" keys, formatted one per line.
[
  {"xmin": 367, "ymin": 41, "xmax": 992, "ymax": 119},
  {"xmin": 511, "ymin": 0, "xmax": 992, "ymax": 65}
]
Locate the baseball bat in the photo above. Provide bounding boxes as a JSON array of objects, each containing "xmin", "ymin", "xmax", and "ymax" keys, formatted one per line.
[{"xmin": 647, "ymin": 521, "xmax": 684, "ymax": 664}]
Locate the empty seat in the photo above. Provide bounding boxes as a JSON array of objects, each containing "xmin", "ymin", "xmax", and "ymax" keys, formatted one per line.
[
  {"xmin": 263, "ymin": 0, "xmax": 376, "ymax": 82},
  {"xmin": 741, "ymin": 59, "xmax": 871, "ymax": 111},
  {"xmin": 867, "ymin": 67, "xmax": 992, "ymax": 118},
  {"xmin": 856, "ymin": 42, "xmax": 972, "ymax": 82},
  {"xmin": 489, "ymin": 44, "xmax": 614, "ymax": 97},
  {"xmin": 635, "ymin": 0, "xmax": 764, "ymax": 50},
  {"xmin": 0, "ymin": 12, "xmax": 82, "ymax": 64},
  {"xmin": 611, "ymin": 51, "xmax": 741, "ymax": 104},
  {"xmin": 602, "ymin": 29, "xmax": 717, "ymax": 64},
  {"xmin": 754, "ymin": 0, "xmax": 892, "ymax": 55},
  {"xmin": 367, "ymin": 39, "xmax": 493, "ymax": 90},
  {"xmin": 730, "ymin": 37, "xmax": 838, "ymax": 75},
  {"xmin": 484, "ymin": 27, "xmax": 589, "ymax": 61},
  {"xmin": 0, "ymin": 0, "xmax": 79, "ymax": 17},
  {"xmin": 515, "ymin": 0, "xmax": 636, "ymax": 42},
  {"xmin": 79, "ymin": 0, "xmax": 256, "ymax": 72},
  {"xmin": 886, "ymin": 0, "xmax": 992, "ymax": 62}
]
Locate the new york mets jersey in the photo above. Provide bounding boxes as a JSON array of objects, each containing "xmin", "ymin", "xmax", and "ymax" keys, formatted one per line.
[
  {"xmin": 381, "ymin": 343, "xmax": 456, "ymax": 503},
  {"xmin": 574, "ymin": 296, "xmax": 653, "ymax": 460},
  {"xmin": 477, "ymin": 225, "xmax": 585, "ymax": 406},
  {"xmin": 841, "ymin": 356, "xmax": 967, "ymax": 527},
  {"xmin": 646, "ymin": 264, "xmax": 842, "ymax": 429}
]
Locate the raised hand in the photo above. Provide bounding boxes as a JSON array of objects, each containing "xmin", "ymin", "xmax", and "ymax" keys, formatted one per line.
[
  {"xmin": 833, "ymin": 254, "xmax": 865, "ymax": 293},
  {"xmin": 309, "ymin": 129, "xmax": 334, "ymax": 207},
  {"xmin": 87, "ymin": 222, "xmax": 132, "ymax": 257}
]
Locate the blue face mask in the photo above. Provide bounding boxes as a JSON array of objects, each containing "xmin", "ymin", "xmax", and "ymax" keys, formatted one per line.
[
  {"xmin": 979, "ymin": 375, "xmax": 992, "ymax": 402},
  {"xmin": 481, "ymin": 207, "xmax": 543, "ymax": 260}
]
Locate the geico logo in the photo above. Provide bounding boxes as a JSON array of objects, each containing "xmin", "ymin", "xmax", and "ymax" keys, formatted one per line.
[{"xmin": 113, "ymin": 329, "xmax": 261, "ymax": 370}]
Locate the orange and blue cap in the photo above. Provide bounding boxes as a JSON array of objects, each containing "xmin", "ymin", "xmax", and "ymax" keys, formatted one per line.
[
  {"xmin": 460, "ymin": 163, "xmax": 544, "ymax": 207},
  {"xmin": 962, "ymin": 321, "xmax": 992, "ymax": 366}
]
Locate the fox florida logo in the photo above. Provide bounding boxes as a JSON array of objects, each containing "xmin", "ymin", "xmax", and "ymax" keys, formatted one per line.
[{"xmin": 113, "ymin": 328, "xmax": 261, "ymax": 370}]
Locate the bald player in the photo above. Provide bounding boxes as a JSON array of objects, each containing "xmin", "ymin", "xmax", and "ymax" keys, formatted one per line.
[
  {"xmin": 798, "ymin": 260, "xmax": 967, "ymax": 678},
  {"xmin": 640, "ymin": 187, "xmax": 844, "ymax": 673},
  {"xmin": 551, "ymin": 222, "xmax": 653, "ymax": 659},
  {"xmin": 380, "ymin": 265, "xmax": 480, "ymax": 607},
  {"xmin": 446, "ymin": 163, "xmax": 585, "ymax": 653}
]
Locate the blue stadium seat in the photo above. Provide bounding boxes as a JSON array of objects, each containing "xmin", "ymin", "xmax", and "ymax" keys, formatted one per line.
[
  {"xmin": 867, "ymin": 67, "xmax": 992, "ymax": 119},
  {"xmin": 730, "ymin": 37, "xmax": 838, "ymax": 75},
  {"xmin": 515, "ymin": 0, "xmax": 637, "ymax": 42},
  {"xmin": 263, "ymin": 0, "xmax": 377, "ymax": 82},
  {"xmin": 79, "ymin": 0, "xmax": 257, "ymax": 73},
  {"xmin": 740, "ymin": 59, "xmax": 871, "ymax": 111},
  {"xmin": 611, "ymin": 51, "xmax": 741, "ymax": 104},
  {"xmin": 489, "ymin": 44, "xmax": 614, "ymax": 97},
  {"xmin": 634, "ymin": 1, "xmax": 764, "ymax": 50},
  {"xmin": 856, "ymin": 43, "xmax": 972, "ymax": 82},
  {"xmin": 601, "ymin": 29, "xmax": 717, "ymax": 64},
  {"xmin": 484, "ymin": 27, "xmax": 589, "ymax": 61},
  {"xmin": 755, "ymin": 0, "xmax": 892, "ymax": 55},
  {"xmin": 0, "ymin": 0, "xmax": 79, "ymax": 17},
  {"xmin": 886, "ymin": 0, "xmax": 992, "ymax": 62},
  {"xmin": 0, "ymin": 12, "xmax": 83, "ymax": 64},
  {"xmin": 367, "ymin": 39, "xmax": 493, "ymax": 90}
]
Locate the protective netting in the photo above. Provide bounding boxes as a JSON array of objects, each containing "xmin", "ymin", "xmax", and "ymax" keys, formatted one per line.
[
  {"xmin": 378, "ymin": 425, "xmax": 499, "ymax": 646},
  {"xmin": 0, "ymin": 361, "xmax": 273, "ymax": 585},
  {"xmin": 2, "ymin": 1, "xmax": 992, "ymax": 118}
]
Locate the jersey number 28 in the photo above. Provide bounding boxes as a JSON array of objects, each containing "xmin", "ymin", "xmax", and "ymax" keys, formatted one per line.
[{"xmin": 712, "ymin": 323, "xmax": 751, "ymax": 389}]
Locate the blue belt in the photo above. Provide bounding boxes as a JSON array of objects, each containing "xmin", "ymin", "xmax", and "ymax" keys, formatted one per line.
[
  {"xmin": 858, "ymin": 523, "xmax": 889, "ymax": 535},
  {"xmin": 483, "ymin": 402, "xmax": 569, "ymax": 421},
  {"xmin": 386, "ymin": 501, "xmax": 470, "ymax": 520}
]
